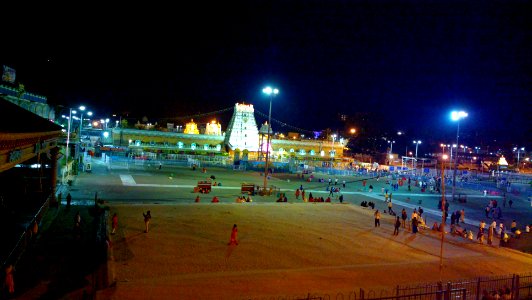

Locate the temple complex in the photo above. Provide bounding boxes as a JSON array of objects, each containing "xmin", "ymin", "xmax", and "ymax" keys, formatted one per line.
[{"xmin": 111, "ymin": 102, "xmax": 346, "ymax": 166}]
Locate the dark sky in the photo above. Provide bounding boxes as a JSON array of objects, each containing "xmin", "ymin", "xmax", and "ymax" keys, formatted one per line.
[{"xmin": 3, "ymin": 1, "xmax": 532, "ymax": 150}]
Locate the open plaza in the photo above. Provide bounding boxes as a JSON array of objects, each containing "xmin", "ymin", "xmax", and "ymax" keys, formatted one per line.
[{"xmin": 10, "ymin": 158, "xmax": 530, "ymax": 299}]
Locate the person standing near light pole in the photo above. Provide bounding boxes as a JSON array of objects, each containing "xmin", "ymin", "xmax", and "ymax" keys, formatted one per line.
[
  {"xmin": 262, "ymin": 86, "xmax": 279, "ymax": 193},
  {"xmin": 451, "ymin": 111, "xmax": 468, "ymax": 203}
]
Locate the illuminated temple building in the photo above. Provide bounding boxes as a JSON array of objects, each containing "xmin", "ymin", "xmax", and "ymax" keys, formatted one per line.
[{"xmin": 111, "ymin": 103, "xmax": 346, "ymax": 164}]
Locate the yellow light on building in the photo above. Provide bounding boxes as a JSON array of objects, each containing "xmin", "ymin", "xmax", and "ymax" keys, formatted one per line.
[
  {"xmin": 184, "ymin": 119, "xmax": 199, "ymax": 134},
  {"xmin": 205, "ymin": 120, "xmax": 222, "ymax": 135}
]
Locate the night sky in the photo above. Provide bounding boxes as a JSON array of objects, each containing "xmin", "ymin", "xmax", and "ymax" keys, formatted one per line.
[{"xmin": 3, "ymin": 1, "xmax": 531, "ymax": 150}]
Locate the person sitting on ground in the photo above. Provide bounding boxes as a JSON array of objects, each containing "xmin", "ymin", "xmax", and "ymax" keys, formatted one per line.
[
  {"xmin": 326, "ymin": 197, "xmax": 331, "ymax": 203},
  {"xmin": 246, "ymin": 196, "xmax": 252, "ymax": 202},
  {"xmin": 361, "ymin": 201, "xmax": 367, "ymax": 207},
  {"xmin": 195, "ymin": 195, "xmax": 201, "ymax": 203},
  {"xmin": 211, "ymin": 196, "xmax": 219, "ymax": 203},
  {"xmin": 283, "ymin": 195, "xmax": 288, "ymax": 202}
]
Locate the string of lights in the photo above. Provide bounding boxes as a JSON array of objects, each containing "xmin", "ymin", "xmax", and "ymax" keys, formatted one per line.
[
  {"xmin": 147, "ymin": 106, "xmax": 319, "ymax": 136},
  {"xmin": 254, "ymin": 109, "xmax": 318, "ymax": 135},
  {"xmin": 158, "ymin": 106, "xmax": 235, "ymax": 122}
]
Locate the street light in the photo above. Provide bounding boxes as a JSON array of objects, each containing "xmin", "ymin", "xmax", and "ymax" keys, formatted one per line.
[
  {"xmin": 262, "ymin": 86, "xmax": 279, "ymax": 191},
  {"xmin": 413, "ymin": 140, "xmax": 422, "ymax": 158},
  {"xmin": 440, "ymin": 154, "xmax": 448, "ymax": 273},
  {"xmin": 387, "ymin": 140, "xmax": 395, "ymax": 165},
  {"xmin": 451, "ymin": 110, "xmax": 467, "ymax": 202},
  {"xmin": 331, "ymin": 134, "xmax": 337, "ymax": 168},
  {"xmin": 78, "ymin": 106, "xmax": 86, "ymax": 136},
  {"xmin": 513, "ymin": 147, "xmax": 525, "ymax": 171}
]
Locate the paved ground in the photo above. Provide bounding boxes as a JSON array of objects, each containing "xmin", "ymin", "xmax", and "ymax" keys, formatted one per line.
[{"xmin": 9, "ymin": 158, "xmax": 532, "ymax": 299}]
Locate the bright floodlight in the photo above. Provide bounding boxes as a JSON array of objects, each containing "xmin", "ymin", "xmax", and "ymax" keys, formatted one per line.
[
  {"xmin": 443, "ymin": 154, "xmax": 449, "ymax": 160},
  {"xmin": 87, "ymin": 111, "xmax": 93, "ymax": 116},
  {"xmin": 100, "ymin": 119, "xmax": 105, "ymax": 123},
  {"xmin": 262, "ymin": 87, "xmax": 273, "ymax": 95},
  {"xmin": 350, "ymin": 128, "xmax": 356, "ymax": 134},
  {"xmin": 72, "ymin": 110, "xmax": 77, "ymax": 114},
  {"xmin": 79, "ymin": 106, "xmax": 86, "ymax": 111},
  {"xmin": 273, "ymin": 88, "xmax": 279, "ymax": 94},
  {"xmin": 105, "ymin": 118, "xmax": 110, "ymax": 122},
  {"xmin": 451, "ymin": 110, "xmax": 468, "ymax": 121}
]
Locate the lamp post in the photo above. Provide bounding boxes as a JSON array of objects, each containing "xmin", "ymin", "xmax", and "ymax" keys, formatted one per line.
[
  {"xmin": 78, "ymin": 106, "xmax": 86, "ymax": 137},
  {"xmin": 513, "ymin": 147, "xmax": 525, "ymax": 171},
  {"xmin": 64, "ymin": 109, "xmax": 77, "ymax": 183},
  {"xmin": 262, "ymin": 86, "xmax": 279, "ymax": 191},
  {"xmin": 413, "ymin": 140, "xmax": 422, "ymax": 158},
  {"xmin": 331, "ymin": 134, "xmax": 337, "ymax": 169},
  {"xmin": 451, "ymin": 110, "xmax": 468, "ymax": 203},
  {"xmin": 387, "ymin": 140, "xmax": 395, "ymax": 165},
  {"xmin": 440, "ymin": 154, "xmax": 448, "ymax": 273}
]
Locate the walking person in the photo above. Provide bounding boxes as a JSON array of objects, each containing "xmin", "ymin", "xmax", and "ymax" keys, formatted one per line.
[
  {"xmin": 393, "ymin": 216, "xmax": 401, "ymax": 235},
  {"xmin": 228, "ymin": 224, "xmax": 238, "ymax": 245},
  {"xmin": 32, "ymin": 220, "xmax": 39, "ymax": 243},
  {"xmin": 508, "ymin": 198, "xmax": 513, "ymax": 208},
  {"xmin": 503, "ymin": 193, "xmax": 507, "ymax": 207},
  {"xmin": 5, "ymin": 264, "xmax": 15, "ymax": 296},
  {"xmin": 401, "ymin": 209, "xmax": 407, "ymax": 228},
  {"xmin": 460, "ymin": 209, "xmax": 465, "ymax": 223},
  {"xmin": 111, "ymin": 213, "xmax": 118, "ymax": 235},
  {"xmin": 374, "ymin": 210, "xmax": 381, "ymax": 227},
  {"xmin": 342, "ymin": 180, "xmax": 346, "ymax": 188},
  {"xmin": 412, "ymin": 217, "xmax": 419, "ymax": 234},
  {"xmin": 143, "ymin": 210, "xmax": 151, "ymax": 233},
  {"xmin": 73, "ymin": 211, "xmax": 82, "ymax": 239},
  {"xmin": 66, "ymin": 193, "xmax": 72, "ymax": 208},
  {"xmin": 295, "ymin": 189, "xmax": 300, "ymax": 200},
  {"xmin": 387, "ymin": 200, "xmax": 393, "ymax": 214},
  {"xmin": 487, "ymin": 223, "xmax": 494, "ymax": 245}
]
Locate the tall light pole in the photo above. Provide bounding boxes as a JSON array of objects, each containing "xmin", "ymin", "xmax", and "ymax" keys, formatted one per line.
[
  {"xmin": 514, "ymin": 147, "xmax": 525, "ymax": 171},
  {"xmin": 78, "ymin": 106, "xmax": 86, "ymax": 137},
  {"xmin": 262, "ymin": 86, "xmax": 279, "ymax": 191},
  {"xmin": 451, "ymin": 110, "xmax": 468, "ymax": 203},
  {"xmin": 413, "ymin": 140, "xmax": 422, "ymax": 158},
  {"xmin": 387, "ymin": 140, "xmax": 395, "ymax": 165},
  {"xmin": 64, "ymin": 109, "xmax": 76, "ymax": 183},
  {"xmin": 331, "ymin": 134, "xmax": 337, "ymax": 169},
  {"xmin": 440, "ymin": 154, "xmax": 449, "ymax": 273}
]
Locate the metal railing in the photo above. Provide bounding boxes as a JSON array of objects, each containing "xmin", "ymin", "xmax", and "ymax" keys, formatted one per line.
[{"xmin": 249, "ymin": 273, "xmax": 532, "ymax": 300}]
